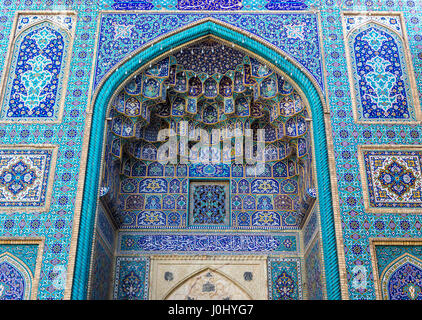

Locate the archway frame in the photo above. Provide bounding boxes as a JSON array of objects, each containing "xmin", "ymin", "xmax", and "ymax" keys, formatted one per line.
[
  {"xmin": 163, "ymin": 266, "xmax": 253, "ymax": 300},
  {"xmin": 68, "ymin": 16, "xmax": 344, "ymax": 300}
]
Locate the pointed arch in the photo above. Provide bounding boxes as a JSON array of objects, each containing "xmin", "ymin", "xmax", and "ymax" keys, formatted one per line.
[
  {"xmin": 164, "ymin": 267, "xmax": 253, "ymax": 300},
  {"xmin": 72, "ymin": 19, "xmax": 341, "ymax": 300},
  {"xmin": 0, "ymin": 253, "xmax": 33, "ymax": 300},
  {"xmin": 380, "ymin": 253, "xmax": 422, "ymax": 300}
]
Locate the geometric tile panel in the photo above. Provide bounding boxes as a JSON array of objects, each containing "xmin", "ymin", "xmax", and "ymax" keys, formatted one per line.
[
  {"xmin": 359, "ymin": 147, "xmax": 422, "ymax": 212},
  {"xmin": 176, "ymin": 0, "xmax": 243, "ymax": 10},
  {"xmin": 0, "ymin": 254, "xmax": 32, "ymax": 300},
  {"xmin": 113, "ymin": 256, "xmax": 150, "ymax": 300},
  {"xmin": 189, "ymin": 180, "xmax": 230, "ymax": 226},
  {"xmin": 0, "ymin": 146, "xmax": 57, "ymax": 211},
  {"xmin": 118, "ymin": 232, "xmax": 298, "ymax": 255},
  {"xmin": 268, "ymin": 257, "xmax": 302, "ymax": 300}
]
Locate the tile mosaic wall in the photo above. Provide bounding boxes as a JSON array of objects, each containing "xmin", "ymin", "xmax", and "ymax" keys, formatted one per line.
[
  {"xmin": 320, "ymin": 3, "xmax": 422, "ymax": 300},
  {"xmin": 0, "ymin": 4, "xmax": 98, "ymax": 299},
  {"xmin": 304, "ymin": 237, "xmax": 324, "ymax": 299},
  {"xmin": 99, "ymin": 34, "xmax": 316, "ymax": 231},
  {"xmin": 165, "ymin": 268, "xmax": 252, "ymax": 300}
]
